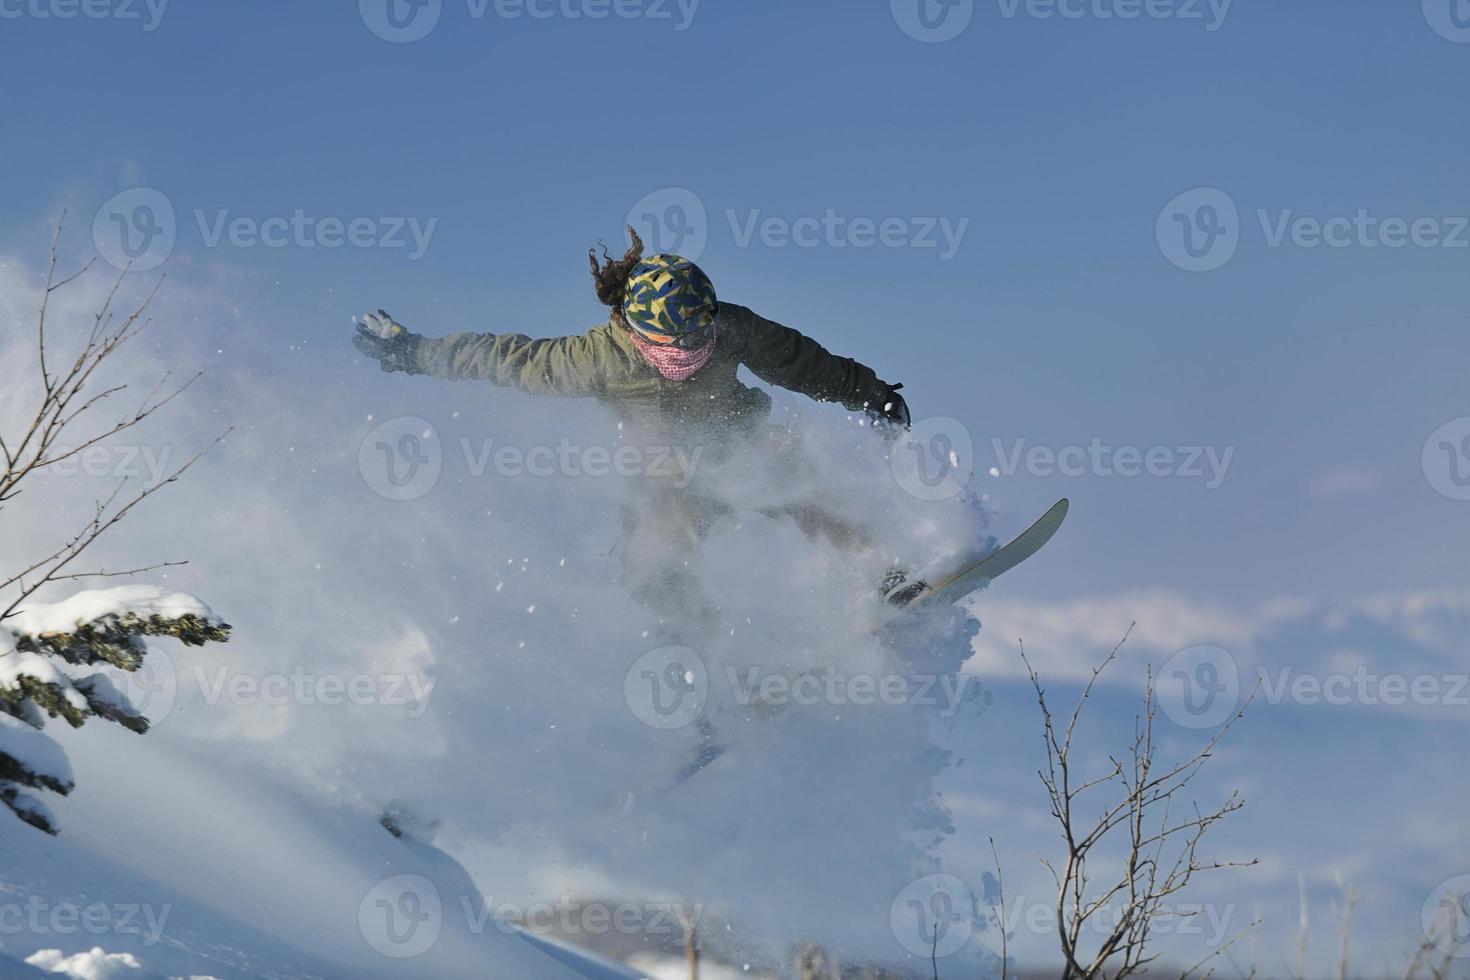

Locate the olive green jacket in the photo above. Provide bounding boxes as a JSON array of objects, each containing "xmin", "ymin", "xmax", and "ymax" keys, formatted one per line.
[{"xmin": 394, "ymin": 303, "xmax": 881, "ymax": 441}]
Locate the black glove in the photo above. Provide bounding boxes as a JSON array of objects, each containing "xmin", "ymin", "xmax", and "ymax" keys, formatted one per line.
[
  {"xmin": 867, "ymin": 381, "xmax": 911, "ymax": 430},
  {"xmin": 352, "ymin": 310, "xmax": 421, "ymax": 373}
]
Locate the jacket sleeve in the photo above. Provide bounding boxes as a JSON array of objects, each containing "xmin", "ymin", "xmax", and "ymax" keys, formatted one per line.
[
  {"xmin": 727, "ymin": 304, "xmax": 881, "ymax": 410},
  {"xmin": 405, "ymin": 331, "xmax": 605, "ymax": 397}
]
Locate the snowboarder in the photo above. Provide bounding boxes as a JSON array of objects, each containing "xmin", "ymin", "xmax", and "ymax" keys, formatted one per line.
[{"xmin": 351, "ymin": 229, "xmax": 911, "ymax": 620}]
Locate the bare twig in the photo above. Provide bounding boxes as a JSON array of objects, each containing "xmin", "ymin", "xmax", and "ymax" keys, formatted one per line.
[
  {"xmin": 1332, "ymin": 877, "xmax": 1359, "ymax": 980},
  {"xmin": 1405, "ymin": 887, "xmax": 1469, "ymax": 980},
  {"xmin": 1297, "ymin": 872, "xmax": 1309, "ymax": 980},
  {"xmin": 1, "ymin": 429, "xmax": 229, "ymax": 621},
  {"xmin": 2, "ymin": 217, "xmax": 225, "ymax": 621},
  {"xmin": 1016, "ymin": 627, "xmax": 1256, "ymax": 980},
  {"xmin": 1176, "ymin": 916, "xmax": 1263, "ymax": 980},
  {"xmin": 990, "ymin": 836, "xmax": 1009, "ymax": 980},
  {"xmin": 47, "ymin": 559, "xmax": 189, "ymax": 582}
]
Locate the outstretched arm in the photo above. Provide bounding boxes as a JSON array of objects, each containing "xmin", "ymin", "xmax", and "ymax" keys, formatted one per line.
[
  {"xmin": 412, "ymin": 332, "xmax": 604, "ymax": 397},
  {"xmin": 726, "ymin": 304, "xmax": 909, "ymax": 424},
  {"xmin": 354, "ymin": 311, "xmax": 603, "ymax": 398}
]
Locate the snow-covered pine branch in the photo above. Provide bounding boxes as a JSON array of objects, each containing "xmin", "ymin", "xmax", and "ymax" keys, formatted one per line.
[
  {"xmin": 0, "ymin": 585, "xmax": 230, "ymax": 835},
  {"xmin": 0, "ymin": 220, "xmax": 230, "ymax": 836}
]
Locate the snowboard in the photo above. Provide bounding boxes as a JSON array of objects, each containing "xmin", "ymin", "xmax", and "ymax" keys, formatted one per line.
[
  {"xmin": 892, "ymin": 497, "xmax": 1069, "ymax": 613},
  {"xmin": 649, "ymin": 498, "xmax": 1071, "ymax": 794}
]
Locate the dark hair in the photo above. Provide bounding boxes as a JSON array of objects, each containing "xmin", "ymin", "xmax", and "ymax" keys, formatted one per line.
[{"xmin": 588, "ymin": 226, "xmax": 645, "ymax": 330}]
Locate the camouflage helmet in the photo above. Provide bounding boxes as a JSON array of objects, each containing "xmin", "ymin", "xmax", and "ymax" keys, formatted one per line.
[{"xmin": 622, "ymin": 254, "xmax": 718, "ymax": 349}]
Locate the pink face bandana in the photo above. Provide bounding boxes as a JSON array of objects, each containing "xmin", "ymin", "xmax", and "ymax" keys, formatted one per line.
[{"xmin": 630, "ymin": 329, "xmax": 717, "ymax": 381}]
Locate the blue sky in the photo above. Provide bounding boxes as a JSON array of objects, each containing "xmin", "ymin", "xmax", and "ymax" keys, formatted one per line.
[
  {"xmin": 7, "ymin": 0, "xmax": 1467, "ymax": 604},
  {"xmin": 3, "ymin": 0, "xmax": 1469, "ymax": 973}
]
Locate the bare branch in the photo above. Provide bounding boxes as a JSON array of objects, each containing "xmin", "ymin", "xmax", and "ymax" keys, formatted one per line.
[
  {"xmin": 2, "ymin": 428, "xmax": 229, "ymax": 621},
  {"xmin": 47, "ymin": 560, "xmax": 189, "ymax": 583},
  {"xmin": 990, "ymin": 836, "xmax": 1009, "ymax": 980},
  {"xmin": 1016, "ymin": 627, "xmax": 1255, "ymax": 980}
]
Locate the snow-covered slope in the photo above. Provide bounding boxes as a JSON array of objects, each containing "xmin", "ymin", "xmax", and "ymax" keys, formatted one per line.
[{"xmin": 0, "ymin": 725, "xmax": 645, "ymax": 979}]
